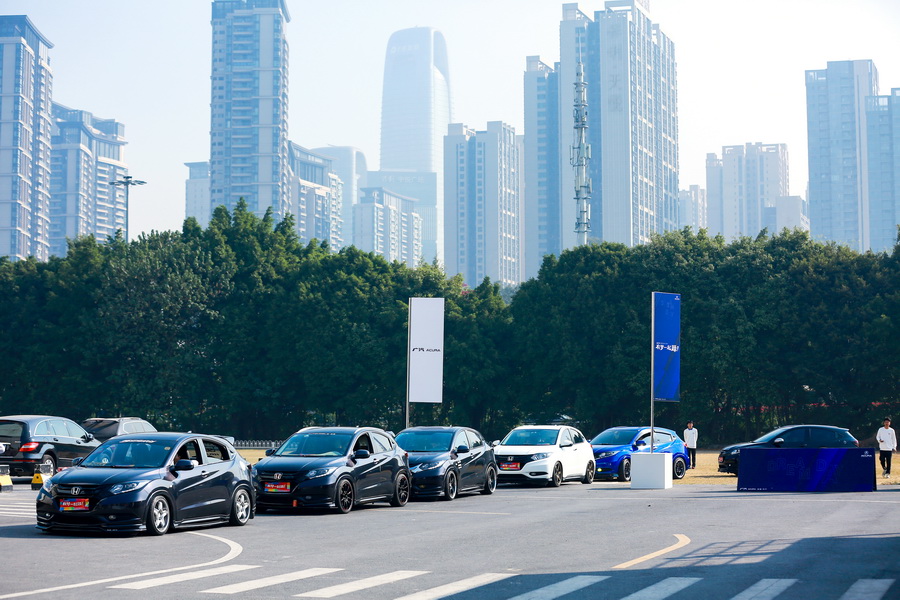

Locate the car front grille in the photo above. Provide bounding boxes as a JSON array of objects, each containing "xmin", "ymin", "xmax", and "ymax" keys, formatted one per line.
[{"xmin": 55, "ymin": 484, "xmax": 99, "ymax": 496}]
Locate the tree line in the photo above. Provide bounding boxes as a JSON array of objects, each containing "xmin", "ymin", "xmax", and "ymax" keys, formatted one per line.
[{"xmin": 1, "ymin": 203, "xmax": 897, "ymax": 446}]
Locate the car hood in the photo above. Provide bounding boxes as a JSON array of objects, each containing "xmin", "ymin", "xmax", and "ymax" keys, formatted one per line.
[
  {"xmin": 255, "ymin": 455, "xmax": 347, "ymax": 471},
  {"xmin": 51, "ymin": 466, "xmax": 163, "ymax": 486},
  {"xmin": 721, "ymin": 441, "xmax": 763, "ymax": 452},
  {"xmin": 494, "ymin": 445, "xmax": 557, "ymax": 457},
  {"xmin": 407, "ymin": 451, "xmax": 451, "ymax": 466},
  {"xmin": 592, "ymin": 444, "xmax": 632, "ymax": 455}
]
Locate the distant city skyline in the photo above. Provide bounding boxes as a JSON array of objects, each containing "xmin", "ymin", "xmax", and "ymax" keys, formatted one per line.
[{"xmin": 3, "ymin": 0, "xmax": 899, "ymax": 240}]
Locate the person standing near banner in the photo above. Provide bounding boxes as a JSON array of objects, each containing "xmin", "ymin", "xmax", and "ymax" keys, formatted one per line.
[
  {"xmin": 683, "ymin": 421, "xmax": 698, "ymax": 469},
  {"xmin": 877, "ymin": 417, "xmax": 897, "ymax": 478}
]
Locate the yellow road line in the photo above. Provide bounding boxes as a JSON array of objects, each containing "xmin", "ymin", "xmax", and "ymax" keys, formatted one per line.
[{"xmin": 613, "ymin": 534, "xmax": 690, "ymax": 569}]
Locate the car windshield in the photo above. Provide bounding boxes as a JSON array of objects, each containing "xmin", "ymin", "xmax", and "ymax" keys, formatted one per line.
[
  {"xmin": 753, "ymin": 427, "xmax": 792, "ymax": 443},
  {"xmin": 395, "ymin": 431, "xmax": 453, "ymax": 452},
  {"xmin": 591, "ymin": 429, "xmax": 640, "ymax": 445},
  {"xmin": 501, "ymin": 429, "xmax": 560, "ymax": 446},
  {"xmin": 274, "ymin": 432, "xmax": 353, "ymax": 457},
  {"xmin": 82, "ymin": 439, "xmax": 170, "ymax": 468}
]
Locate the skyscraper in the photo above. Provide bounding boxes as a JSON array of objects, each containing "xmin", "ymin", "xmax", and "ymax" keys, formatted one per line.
[
  {"xmin": 444, "ymin": 122, "xmax": 522, "ymax": 287},
  {"xmin": 806, "ymin": 60, "xmax": 879, "ymax": 251},
  {"xmin": 379, "ymin": 27, "xmax": 452, "ymax": 264},
  {"xmin": 311, "ymin": 146, "xmax": 368, "ymax": 249},
  {"xmin": 0, "ymin": 16, "xmax": 53, "ymax": 261},
  {"xmin": 288, "ymin": 144, "xmax": 343, "ymax": 248},
  {"xmin": 865, "ymin": 88, "xmax": 900, "ymax": 253},
  {"xmin": 184, "ymin": 161, "xmax": 211, "ymax": 228},
  {"xmin": 50, "ymin": 103, "xmax": 128, "ymax": 256},
  {"xmin": 355, "ymin": 187, "xmax": 422, "ymax": 268},
  {"xmin": 678, "ymin": 185, "xmax": 707, "ymax": 232},
  {"xmin": 209, "ymin": 0, "xmax": 291, "ymax": 221}
]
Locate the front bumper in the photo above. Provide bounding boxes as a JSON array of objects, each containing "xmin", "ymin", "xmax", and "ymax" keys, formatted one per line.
[
  {"xmin": 409, "ymin": 471, "xmax": 447, "ymax": 497},
  {"xmin": 35, "ymin": 489, "xmax": 150, "ymax": 532},
  {"xmin": 718, "ymin": 455, "xmax": 738, "ymax": 473},
  {"xmin": 256, "ymin": 478, "xmax": 338, "ymax": 509},
  {"xmin": 497, "ymin": 458, "xmax": 552, "ymax": 482}
]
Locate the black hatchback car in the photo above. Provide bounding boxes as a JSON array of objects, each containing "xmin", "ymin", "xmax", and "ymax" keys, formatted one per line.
[
  {"xmin": 36, "ymin": 432, "xmax": 255, "ymax": 535},
  {"xmin": 718, "ymin": 424, "xmax": 859, "ymax": 474},
  {"xmin": 0, "ymin": 415, "xmax": 101, "ymax": 476},
  {"xmin": 253, "ymin": 427, "xmax": 410, "ymax": 514},
  {"xmin": 395, "ymin": 426, "xmax": 497, "ymax": 500}
]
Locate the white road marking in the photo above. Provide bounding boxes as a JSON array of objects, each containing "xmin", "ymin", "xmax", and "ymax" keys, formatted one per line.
[
  {"xmin": 0, "ymin": 530, "xmax": 243, "ymax": 599},
  {"xmin": 614, "ymin": 534, "xmax": 691, "ymax": 569},
  {"xmin": 730, "ymin": 579, "xmax": 797, "ymax": 599},
  {"xmin": 110, "ymin": 564, "xmax": 259, "ymax": 590},
  {"xmin": 839, "ymin": 579, "xmax": 896, "ymax": 600},
  {"xmin": 620, "ymin": 577, "xmax": 701, "ymax": 599},
  {"xmin": 295, "ymin": 570, "xmax": 429, "ymax": 598},
  {"xmin": 201, "ymin": 568, "xmax": 343, "ymax": 594},
  {"xmin": 506, "ymin": 575, "xmax": 608, "ymax": 600},
  {"xmin": 391, "ymin": 572, "xmax": 514, "ymax": 600}
]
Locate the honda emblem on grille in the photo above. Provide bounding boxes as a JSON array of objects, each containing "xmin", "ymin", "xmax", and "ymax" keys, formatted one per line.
[
  {"xmin": 508, "ymin": 457, "xmax": 513, "ymax": 461},
  {"xmin": 71, "ymin": 487, "xmax": 81, "ymax": 496},
  {"xmin": 273, "ymin": 473, "xmax": 282, "ymax": 480}
]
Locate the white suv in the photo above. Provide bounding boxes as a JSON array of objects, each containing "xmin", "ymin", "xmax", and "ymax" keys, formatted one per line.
[{"xmin": 494, "ymin": 425, "xmax": 595, "ymax": 486}]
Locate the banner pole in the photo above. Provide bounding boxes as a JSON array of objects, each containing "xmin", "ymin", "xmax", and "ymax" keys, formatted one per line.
[
  {"xmin": 405, "ymin": 298, "xmax": 412, "ymax": 430},
  {"xmin": 650, "ymin": 292, "xmax": 655, "ymax": 454}
]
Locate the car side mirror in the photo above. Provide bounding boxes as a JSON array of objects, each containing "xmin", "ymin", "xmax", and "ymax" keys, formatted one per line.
[
  {"xmin": 491, "ymin": 440, "xmax": 500, "ymax": 447},
  {"xmin": 173, "ymin": 459, "xmax": 195, "ymax": 471},
  {"xmin": 456, "ymin": 445, "xmax": 470, "ymax": 454},
  {"xmin": 72, "ymin": 457, "xmax": 84, "ymax": 466},
  {"xmin": 265, "ymin": 448, "xmax": 275, "ymax": 456},
  {"xmin": 634, "ymin": 440, "xmax": 647, "ymax": 449},
  {"xmin": 773, "ymin": 438, "xmax": 784, "ymax": 447},
  {"xmin": 560, "ymin": 441, "xmax": 573, "ymax": 448},
  {"xmin": 353, "ymin": 449, "xmax": 371, "ymax": 460},
  {"xmin": 82, "ymin": 433, "xmax": 94, "ymax": 442}
]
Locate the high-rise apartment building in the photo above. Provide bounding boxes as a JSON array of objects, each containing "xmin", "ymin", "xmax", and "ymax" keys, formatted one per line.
[
  {"xmin": 678, "ymin": 185, "xmax": 707, "ymax": 232},
  {"xmin": 288, "ymin": 143, "xmax": 343, "ymax": 248},
  {"xmin": 355, "ymin": 187, "xmax": 422, "ymax": 267},
  {"xmin": 806, "ymin": 60, "xmax": 879, "ymax": 251},
  {"xmin": 523, "ymin": 56, "xmax": 561, "ymax": 279},
  {"xmin": 866, "ymin": 88, "xmax": 900, "ymax": 253},
  {"xmin": 50, "ymin": 103, "xmax": 128, "ymax": 256},
  {"xmin": 379, "ymin": 27, "xmax": 452, "ymax": 264},
  {"xmin": 311, "ymin": 146, "xmax": 368, "ymax": 248},
  {"xmin": 0, "ymin": 16, "xmax": 53, "ymax": 261},
  {"xmin": 444, "ymin": 122, "xmax": 522, "ymax": 287},
  {"xmin": 209, "ymin": 0, "xmax": 291, "ymax": 221},
  {"xmin": 185, "ymin": 161, "xmax": 211, "ymax": 228},
  {"xmin": 706, "ymin": 143, "xmax": 790, "ymax": 241}
]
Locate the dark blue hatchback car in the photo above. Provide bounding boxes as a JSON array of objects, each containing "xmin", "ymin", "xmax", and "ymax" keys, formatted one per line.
[{"xmin": 591, "ymin": 426, "xmax": 690, "ymax": 481}]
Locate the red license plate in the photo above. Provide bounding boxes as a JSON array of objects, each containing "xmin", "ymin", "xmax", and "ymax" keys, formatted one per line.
[
  {"xmin": 499, "ymin": 462, "xmax": 520, "ymax": 471},
  {"xmin": 60, "ymin": 498, "xmax": 89, "ymax": 511},
  {"xmin": 264, "ymin": 482, "xmax": 291, "ymax": 493}
]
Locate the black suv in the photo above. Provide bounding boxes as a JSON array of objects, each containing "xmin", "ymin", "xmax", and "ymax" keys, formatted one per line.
[
  {"xmin": 81, "ymin": 417, "xmax": 157, "ymax": 442},
  {"xmin": 718, "ymin": 424, "xmax": 859, "ymax": 474},
  {"xmin": 0, "ymin": 415, "xmax": 100, "ymax": 475}
]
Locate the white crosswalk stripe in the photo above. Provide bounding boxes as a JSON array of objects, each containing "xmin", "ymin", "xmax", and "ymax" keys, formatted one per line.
[
  {"xmin": 391, "ymin": 572, "xmax": 514, "ymax": 600},
  {"xmin": 838, "ymin": 579, "xmax": 896, "ymax": 600},
  {"xmin": 0, "ymin": 510, "xmax": 33, "ymax": 517},
  {"xmin": 620, "ymin": 577, "xmax": 702, "ymax": 600},
  {"xmin": 506, "ymin": 575, "xmax": 609, "ymax": 600},
  {"xmin": 295, "ymin": 570, "xmax": 429, "ymax": 598},
  {"xmin": 730, "ymin": 579, "xmax": 797, "ymax": 599},
  {"xmin": 109, "ymin": 564, "xmax": 260, "ymax": 590},
  {"xmin": 201, "ymin": 568, "xmax": 343, "ymax": 595}
]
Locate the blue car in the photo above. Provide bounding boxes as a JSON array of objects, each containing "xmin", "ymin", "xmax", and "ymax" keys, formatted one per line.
[{"xmin": 591, "ymin": 426, "xmax": 690, "ymax": 481}]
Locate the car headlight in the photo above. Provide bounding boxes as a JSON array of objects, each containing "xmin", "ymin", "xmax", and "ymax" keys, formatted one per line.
[
  {"xmin": 413, "ymin": 460, "xmax": 446, "ymax": 472},
  {"xmin": 109, "ymin": 481, "xmax": 150, "ymax": 494},
  {"xmin": 305, "ymin": 467, "xmax": 336, "ymax": 479},
  {"xmin": 530, "ymin": 452, "xmax": 552, "ymax": 461},
  {"xmin": 594, "ymin": 451, "xmax": 619, "ymax": 459},
  {"xmin": 727, "ymin": 449, "xmax": 740, "ymax": 456},
  {"xmin": 41, "ymin": 477, "xmax": 54, "ymax": 492}
]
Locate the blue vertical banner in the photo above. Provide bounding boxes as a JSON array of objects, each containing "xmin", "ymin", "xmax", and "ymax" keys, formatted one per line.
[{"xmin": 652, "ymin": 292, "xmax": 681, "ymax": 402}]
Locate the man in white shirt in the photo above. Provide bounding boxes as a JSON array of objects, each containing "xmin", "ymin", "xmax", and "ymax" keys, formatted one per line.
[
  {"xmin": 877, "ymin": 417, "xmax": 897, "ymax": 478},
  {"xmin": 683, "ymin": 421, "xmax": 698, "ymax": 469}
]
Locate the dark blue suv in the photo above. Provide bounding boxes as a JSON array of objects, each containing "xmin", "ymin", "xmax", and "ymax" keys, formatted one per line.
[{"xmin": 591, "ymin": 426, "xmax": 690, "ymax": 481}]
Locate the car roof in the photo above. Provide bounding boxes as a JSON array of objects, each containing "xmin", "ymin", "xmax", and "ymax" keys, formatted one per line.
[
  {"xmin": 83, "ymin": 417, "xmax": 148, "ymax": 423},
  {"xmin": 0, "ymin": 415, "xmax": 76, "ymax": 423},
  {"xmin": 513, "ymin": 425, "xmax": 571, "ymax": 430},
  {"xmin": 292, "ymin": 426, "xmax": 386, "ymax": 435},
  {"xmin": 109, "ymin": 432, "xmax": 234, "ymax": 445},
  {"xmin": 399, "ymin": 426, "xmax": 467, "ymax": 432}
]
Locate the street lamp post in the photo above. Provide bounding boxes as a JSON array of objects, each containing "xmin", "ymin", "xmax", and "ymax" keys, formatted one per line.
[{"xmin": 110, "ymin": 174, "xmax": 146, "ymax": 242}]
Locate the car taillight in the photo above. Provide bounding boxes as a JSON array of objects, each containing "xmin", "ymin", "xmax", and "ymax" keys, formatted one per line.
[{"xmin": 19, "ymin": 442, "xmax": 40, "ymax": 452}]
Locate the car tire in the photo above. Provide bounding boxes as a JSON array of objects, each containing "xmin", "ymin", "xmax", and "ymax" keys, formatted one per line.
[
  {"xmin": 390, "ymin": 472, "xmax": 410, "ymax": 507},
  {"xmin": 673, "ymin": 457, "xmax": 687, "ymax": 480},
  {"xmin": 334, "ymin": 477, "xmax": 354, "ymax": 514},
  {"xmin": 442, "ymin": 470, "xmax": 458, "ymax": 501},
  {"xmin": 39, "ymin": 454, "xmax": 56, "ymax": 475},
  {"xmin": 619, "ymin": 458, "xmax": 631, "ymax": 482},
  {"xmin": 548, "ymin": 463, "xmax": 563, "ymax": 487},
  {"xmin": 582, "ymin": 461, "xmax": 595, "ymax": 484},
  {"xmin": 229, "ymin": 487, "xmax": 252, "ymax": 526},
  {"xmin": 146, "ymin": 494, "xmax": 171, "ymax": 536},
  {"xmin": 481, "ymin": 466, "xmax": 497, "ymax": 495}
]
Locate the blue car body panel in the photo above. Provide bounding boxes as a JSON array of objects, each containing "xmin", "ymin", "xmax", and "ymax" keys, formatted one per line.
[{"xmin": 591, "ymin": 426, "xmax": 690, "ymax": 480}]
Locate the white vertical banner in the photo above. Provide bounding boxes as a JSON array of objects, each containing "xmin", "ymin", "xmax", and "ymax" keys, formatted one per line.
[{"xmin": 407, "ymin": 297, "xmax": 445, "ymax": 404}]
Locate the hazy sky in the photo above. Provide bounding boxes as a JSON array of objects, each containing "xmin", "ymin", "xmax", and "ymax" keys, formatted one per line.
[{"xmin": 5, "ymin": 0, "xmax": 899, "ymax": 237}]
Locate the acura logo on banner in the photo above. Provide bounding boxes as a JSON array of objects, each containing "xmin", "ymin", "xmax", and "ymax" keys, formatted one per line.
[
  {"xmin": 407, "ymin": 297, "xmax": 445, "ymax": 404},
  {"xmin": 652, "ymin": 292, "xmax": 681, "ymax": 402}
]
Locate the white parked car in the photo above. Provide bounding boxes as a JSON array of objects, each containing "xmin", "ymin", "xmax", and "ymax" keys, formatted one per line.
[{"xmin": 494, "ymin": 425, "xmax": 595, "ymax": 486}]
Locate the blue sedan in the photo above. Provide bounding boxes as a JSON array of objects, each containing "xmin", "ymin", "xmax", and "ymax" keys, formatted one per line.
[{"xmin": 591, "ymin": 426, "xmax": 690, "ymax": 481}]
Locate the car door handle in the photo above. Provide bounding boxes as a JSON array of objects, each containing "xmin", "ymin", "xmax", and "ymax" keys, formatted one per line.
[{"xmin": 201, "ymin": 470, "xmax": 211, "ymax": 477}]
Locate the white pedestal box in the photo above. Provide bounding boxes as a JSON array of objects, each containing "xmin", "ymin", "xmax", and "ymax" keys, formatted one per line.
[{"xmin": 630, "ymin": 452, "xmax": 673, "ymax": 489}]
